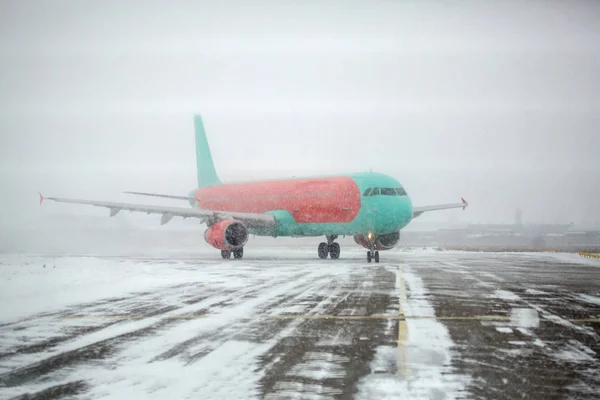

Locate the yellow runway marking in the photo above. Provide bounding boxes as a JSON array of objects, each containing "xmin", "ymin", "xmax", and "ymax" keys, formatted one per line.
[
  {"xmin": 579, "ymin": 252, "xmax": 600, "ymax": 259},
  {"xmin": 58, "ymin": 315, "xmax": 207, "ymax": 320},
  {"xmin": 397, "ymin": 262, "xmax": 411, "ymax": 378}
]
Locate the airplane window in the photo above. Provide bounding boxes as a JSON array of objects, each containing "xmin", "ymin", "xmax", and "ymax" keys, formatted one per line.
[
  {"xmin": 370, "ymin": 188, "xmax": 380, "ymax": 196},
  {"xmin": 381, "ymin": 188, "xmax": 396, "ymax": 196},
  {"xmin": 396, "ymin": 187, "xmax": 407, "ymax": 196},
  {"xmin": 363, "ymin": 188, "xmax": 372, "ymax": 196}
]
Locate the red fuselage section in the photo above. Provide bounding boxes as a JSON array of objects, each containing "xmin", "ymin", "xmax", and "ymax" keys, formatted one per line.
[{"xmin": 194, "ymin": 176, "xmax": 361, "ymax": 224}]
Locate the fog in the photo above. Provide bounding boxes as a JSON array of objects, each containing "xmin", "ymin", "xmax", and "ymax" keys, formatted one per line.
[{"xmin": 1, "ymin": 0, "xmax": 599, "ymax": 232}]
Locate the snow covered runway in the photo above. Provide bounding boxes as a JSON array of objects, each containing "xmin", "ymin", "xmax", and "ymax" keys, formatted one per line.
[{"xmin": 1, "ymin": 249, "xmax": 599, "ymax": 399}]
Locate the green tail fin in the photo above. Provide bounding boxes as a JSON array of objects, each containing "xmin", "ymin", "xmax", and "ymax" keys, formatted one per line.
[{"xmin": 194, "ymin": 115, "xmax": 222, "ymax": 188}]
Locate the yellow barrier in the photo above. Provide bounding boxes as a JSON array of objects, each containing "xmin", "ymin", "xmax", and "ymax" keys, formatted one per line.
[{"xmin": 579, "ymin": 252, "xmax": 600, "ymax": 259}]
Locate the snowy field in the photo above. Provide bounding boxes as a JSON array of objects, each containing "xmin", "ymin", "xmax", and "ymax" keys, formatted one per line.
[{"xmin": 1, "ymin": 248, "xmax": 599, "ymax": 399}]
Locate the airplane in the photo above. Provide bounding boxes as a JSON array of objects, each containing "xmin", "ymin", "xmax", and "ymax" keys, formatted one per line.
[{"xmin": 40, "ymin": 115, "xmax": 468, "ymax": 263}]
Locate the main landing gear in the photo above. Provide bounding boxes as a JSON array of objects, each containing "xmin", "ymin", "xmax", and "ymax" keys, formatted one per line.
[
  {"xmin": 318, "ymin": 235, "xmax": 340, "ymax": 259},
  {"xmin": 221, "ymin": 248, "xmax": 244, "ymax": 259}
]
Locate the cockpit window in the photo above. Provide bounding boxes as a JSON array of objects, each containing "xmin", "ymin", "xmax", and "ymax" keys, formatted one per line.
[{"xmin": 365, "ymin": 187, "xmax": 406, "ymax": 196}]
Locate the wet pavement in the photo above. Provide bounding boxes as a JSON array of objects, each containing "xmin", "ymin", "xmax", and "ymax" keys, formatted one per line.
[{"xmin": 0, "ymin": 250, "xmax": 599, "ymax": 399}]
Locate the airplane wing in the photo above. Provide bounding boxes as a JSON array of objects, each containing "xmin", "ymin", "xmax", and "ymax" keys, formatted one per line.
[
  {"xmin": 412, "ymin": 197, "xmax": 469, "ymax": 219},
  {"xmin": 39, "ymin": 193, "xmax": 276, "ymax": 228}
]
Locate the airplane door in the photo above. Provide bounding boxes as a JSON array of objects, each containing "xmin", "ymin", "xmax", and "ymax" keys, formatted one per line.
[{"xmin": 341, "ymin": 185, "xmax": 352, "ymax": 214}]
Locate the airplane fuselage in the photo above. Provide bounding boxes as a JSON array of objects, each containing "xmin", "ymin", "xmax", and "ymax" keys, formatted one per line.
[
  {"xmin": 40, "ymin": 115, "xmax": 467, "ymax": 262},
  {"xmin": 189, "ymin": 171, "xmax": 413, "ymax": 237}
]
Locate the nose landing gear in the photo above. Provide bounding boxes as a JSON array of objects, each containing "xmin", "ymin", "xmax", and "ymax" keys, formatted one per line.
[
  {"xmin": 366, "ymin": 236, "xmax": 379, "ymax": 263},
  {"xmin": 367, "ymin": 250, "xmax": 379, "ymax": 263}
]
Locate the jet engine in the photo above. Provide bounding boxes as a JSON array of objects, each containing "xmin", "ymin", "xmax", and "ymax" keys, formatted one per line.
[
  {"xmin": 353, "ymin": 231, "xmax": 400, "ymax": 251},
  {"xmin": 204, "ymin": 220, "xmax": 249, "ymax": 250}
]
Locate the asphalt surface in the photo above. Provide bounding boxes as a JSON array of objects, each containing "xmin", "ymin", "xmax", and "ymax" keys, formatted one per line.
[{"xmin": 0, "ymin": 250, "xmax": 599, "ymax": 399}]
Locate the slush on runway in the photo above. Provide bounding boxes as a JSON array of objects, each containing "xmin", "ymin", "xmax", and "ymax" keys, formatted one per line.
[{"xmin": 1, "ymin": 249, "xmax": 599, "ymax": 399}]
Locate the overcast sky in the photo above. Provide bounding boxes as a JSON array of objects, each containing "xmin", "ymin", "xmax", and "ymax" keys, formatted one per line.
[{"xmin": 1, "ymin": 0, "xmax": 599, "ymax": 229}]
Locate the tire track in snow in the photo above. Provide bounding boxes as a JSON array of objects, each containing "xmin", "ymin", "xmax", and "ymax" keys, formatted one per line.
[
  {"xmin": 7, "ymin": 380, "xmax": 88, "ymax": 400},
  {"xmin": 146, "ymin": 269, "xmax": 322, "ymax": 363},
  {"xmin": 260, "ymin": 265, "xmax": 398, "ymax": 399},
  {"xmin": 176, "ymin": 269, "xmax": 352, "ymax": 399},
  {"xmin": 0, "ymin": 268, "xmax": 308, "ymax": 395},
  {"xmin": 67, "ymin": 262, "xmax": 360, "ymax": 400},
  {"xmin": 414, "ymin": 254, "xmax": 600, "ymax": 400},
  {"xmin": 0, "ymin": 281, "xmax": 233, "ymax": 375},
  {"xmin": 355, "ymin": 262, "xmax": 470, "ymax": 400},
  {"xmin": 0, "ymin": 280, "xmax": 225, "ymax": 361}
]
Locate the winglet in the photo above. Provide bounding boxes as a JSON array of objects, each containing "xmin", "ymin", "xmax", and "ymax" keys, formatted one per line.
[
  {"xmin": 39, "ymin": 192, "xmax": 44, "ymax": 205},
  {"xmin": 461, "ymin": 197, "xmax": 468, "ymax": 210}
]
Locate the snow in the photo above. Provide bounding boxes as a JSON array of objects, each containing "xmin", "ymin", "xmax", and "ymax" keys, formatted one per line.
[
  {"xmin": 525, "ymin": 289, "xmax": 549, "ymax": 295},
  {"xmin": 267, "ymin": 382, "xmax": 341, "ymax": 399},
  {"xmin": 0, "ymin": 253, "xmax": 355, "ymax": 399},
  {"xmin": 509, "ymin": 308, "xmax": 540, "ymax": 329},
  {"xmin": 491, "ymin": 290, "xmax": 521, "ymax": 301},
  {"xmin": 2, "ymin": 250, "xmax": 598, "ymax": 399},
  {"xmin": 554, "ymin": 341, "xmax": 597, "ymax": 363},
  {"xmin": 517, "ymin": 328, "xmax": 535, "ymax": 336},
  {"xmin": 355, "ymin": 263, "xmax": 470, "ymax": 400},
  {"xmin": 576, "ymin": 294, "xmax": 600, "ymax": 306},
  {"xmin": 286, "ymin": 352, "xmax": 349, "ymax": 380},
  {"xmin": 540, "ymin": 252, "xmax": 600, "ymax": 266},
  {"xmin": 0, "ymin": 255, "xmax": 208, "ymax": 322},
  {"xmin": 85, "ymin": 340, "xmax": 269, "ymax": 400}
]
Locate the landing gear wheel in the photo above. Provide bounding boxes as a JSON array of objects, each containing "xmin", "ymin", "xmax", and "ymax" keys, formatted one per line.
[
  {"xmin": 221, "ymin": 250, "xmax": 231, "ymax": 259},
  {"xmin": 318, "ymin": 242, "xmax": 329, "ymax": 259},
  {"xmin": 367, "ymin": 251, "xmax": 372, "ymax": 263},
  {"xmin": 374, "ymin": 251, "xmax": 380, "ymax": 263},
  {"xmin": 233, "ymin": 247, "xmax": 244, "ymax": 259},
  {"xmin": 329, "ymin": 243, "xmax": 340, "ymax": 259}
]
